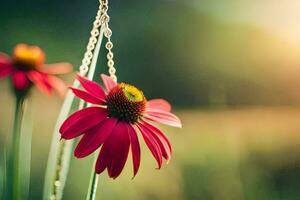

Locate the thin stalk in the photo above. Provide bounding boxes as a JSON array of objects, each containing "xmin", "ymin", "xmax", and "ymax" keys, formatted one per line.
[
  {"xmin": 19, "ymin": 99, "xmax": 33, "ymax": 200},
  {"xmin": 86, "ymin": 172, "xmax": 99, "ymax": 200},
  {"xmin": 1, "ymin": 147, "xmax": 6, "ymax": 200},
  {"xmin": 6, "ymin": 96, "xmax": 26, "ymax": 200},
  {"xmin": 51, "ymin": 100, "xmax": 85, "ymax": 200},
  {"xmin": 43, "ymin": 80, "xmax": 80, "ymax": 200},
  {"xmin": 86, "ymin": 156, "xmax": 99, "ymax": 200},
  {"xmin": 43, "ymin": 20, "xmax": 105, "ymax": 200}
]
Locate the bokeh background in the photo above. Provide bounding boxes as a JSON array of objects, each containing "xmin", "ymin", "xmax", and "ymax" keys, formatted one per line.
[{"xmin": 1, "ymin": 0, "xmax": 300, "ymax": 199}]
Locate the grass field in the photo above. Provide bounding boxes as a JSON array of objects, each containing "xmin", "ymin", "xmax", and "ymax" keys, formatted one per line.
[{"xmin": 1, "ymin": 85, "xmax": 300, "ymax": 200}]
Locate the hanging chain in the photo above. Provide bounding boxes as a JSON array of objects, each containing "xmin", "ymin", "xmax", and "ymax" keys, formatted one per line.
[
  {"xmin": 79, "ymin": 0, "xmax": 117, "ymax": 82},
  {"xmin": 101, "ymin": 0, "xmax": 117, "ymax": 82},
  {"xmin": 79, "ymin": 0, "xmax": 106, "ymax": 75}
]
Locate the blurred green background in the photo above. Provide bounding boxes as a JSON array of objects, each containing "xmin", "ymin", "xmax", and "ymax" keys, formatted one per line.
[{"xmin": 1, "ymin": 0, "xmax": 300, "ymax": 199}]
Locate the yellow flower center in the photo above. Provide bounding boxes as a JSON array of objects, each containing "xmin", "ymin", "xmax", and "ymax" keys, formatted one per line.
[
  {"xmin": 121, "ymin": 83, "xmax": 144, "ymax": 102},
  {"xmin": 106, "ymin": 83, "xmax": 146, "ymax": 123},
  {"xmin": 12, "ymin": 44, "xmax": 45, "ymax": 70}
]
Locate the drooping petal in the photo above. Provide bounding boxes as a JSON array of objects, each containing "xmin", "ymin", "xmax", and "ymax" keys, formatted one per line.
[
  {"xmin": 146, "ymin": 99, "xmax": 171, "ymax": 112},
  {"xmin": 100, "ymin": 74, "xmax": 117, "ymax": 92},
  {"xmin": 74, "ymin": 118, "xmax": 117, "ymax": 158},
  {"xmin": 12, "ymin": 71, "xmax": 30, "ymax": 90},
  {"xmin": 0, "ymin": 53, "xmax": 11, "ymax": 63},
  {"xmin": 127, "ymin": 124, "xmax": 141, "ymax": 177},
  {"xmin": 0, "ymin": 53, "xmax": 13, "ymax": 78},
  {"xmin": 144, "ymin": 109, "xmax": 182, "ymax": 128},
  {"xmin": 27, "ymin": 71, "xmax": 52, "ymax": 95},
  {"xmin": 41, "ymin": 63, "xmax": 72, "ymax": 74},
  {"xmin": 70, "ymin": 87, "xmax": 106, "ymax": 105},
  {"xmin": 77, "ymin": 74, "xmax": 106, "ymax": 100},
  {"xmin": 48, "ymin": 75, "xmax": 68, "ymax": 97},
  {"xmin": 95, "ymin": 122, "xmax": 130, "ymax": 179},
  {"xmin": 108, "ymin": 122, "xmax": 131, "ymax": 178},
  {"xmin": 60, "ymin": 107, "xmax": 107, "ymax": 139},
  {"xmin": 139, "ymin": 120, "xmax": 172, "ymax": 160},
  {"xmin": 136, "ymin": 123, "xmax": 163, "ymax": 169},
  {"xmin": 0, "ymin": 65, "xmax": 12, "ymax": 78},
  {"xmin": 95, "ymin": 139, "xmax": 111, "ymax": 175}
]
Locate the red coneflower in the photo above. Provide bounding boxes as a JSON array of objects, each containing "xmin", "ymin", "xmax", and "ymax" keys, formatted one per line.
[
  {"xmin": 0, "ymin": 44, "xmax": 72, "ymax": 96},
  {"xmin": 60, "ymin": 74, "xmax": 182, "ymax": 178}
]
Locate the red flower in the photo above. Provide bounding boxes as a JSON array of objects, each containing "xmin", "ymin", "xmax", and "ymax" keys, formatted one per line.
[
  {"xmin": 0, "ymin": 44, "xmax": 72, "ymax": 96},
  {"xmin": 60, "ymin": 74, "xmax": 182, "ymax": 178}
]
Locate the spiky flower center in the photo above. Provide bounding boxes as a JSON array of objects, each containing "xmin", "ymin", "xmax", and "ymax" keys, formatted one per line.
[
  {"xmin": 106, "ymin": 83, "xmax": 146, "ymax": 123},
  {"xmin": 12, "ymin": 44, "xmax": 45, "ymax": 70}
]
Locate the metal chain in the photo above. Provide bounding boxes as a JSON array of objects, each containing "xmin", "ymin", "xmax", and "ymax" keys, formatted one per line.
[
  {"xmin": 79, "ymin": 0, "xmax": 106, "ymax": 75},
  {"xmin": 101, "ymin": 0, "xmax": 117, "ymax": 82},
  {"xmin": 79, "ymin": 0, "xmax": 117, "ymax": 82}
]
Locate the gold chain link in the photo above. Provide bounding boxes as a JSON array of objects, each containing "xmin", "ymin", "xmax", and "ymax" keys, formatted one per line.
[
  {"xmin": 79, "ymin": 0, "xmax": 117, "ymax": 82},
  {"xmin": 101, "ymin": 0, "xmax": 117, "ymax": 82},
  {"xmin": 79, "ymin": 0, "xmax": 106, "ymax": 75}
]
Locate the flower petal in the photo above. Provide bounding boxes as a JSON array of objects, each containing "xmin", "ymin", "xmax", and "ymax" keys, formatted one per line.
[
  {"xmin": 144, "ymin": 109, "xmax": 182, "ymax": 128},
  {"xmin": 70, "ymin": 87, "xmax": 106, "ymax": 105},
  {"xmin": 146, "ymin": 99, "xmax": 171, "ymax": 112},
  {"xmin": 74, "ymin": 118, "xmax": 118, "ymax": 158},
  {"xmin": 77, "ymin": 74, "xmax": 106, "ymax": 100},
  {"xmin": 127, "ymin": 125, "xmax": 141, "ymax": 177},
  {"xmin": 12, "ymin": 71, "xmax": 30, "ymax": 90},
  {"xmin": 60, "ymin": 107, "xmax": 107, "ymax": 139},
  {"xmin": 27, "ymin": 71, "xmax": 52, "ymax": 95},
  {"xmin": 48, "ymin": 75, "xmax": 68, "ymax": 97},
  {"xmin": 108, "ymin": 122, "xmax": 131, "ymax": 178},
  {"xmin": 95, "ymin": 122, "xmax": 130, "ymax": 179},
  {"xmin": 140, "ymin": 120, "xmax": 172, "ymax": 160},
  {"xmin": 0, "ymin": 53, "xmax": 13, "ymax": 78},
  {"xmin": 136, "ymin": 123, "xmax": 162, "ymax": 169},
  {"xmin": 41, "ymin": 62, "xmax": 72, "ymax": 74},
  {"xmin": 100, "ymin": 74, "xmax": 117, "ymax": 92},
  {"xmin": 95, "ymin": 140, "xmax": 110, "ymax": 175},
  {"xmin": 0, "ymin": 65, "xmax": 12, "ymax": 78},
  {"xmin": 0, "ymin": 53, "xmax": 10, "ymax": 63}
]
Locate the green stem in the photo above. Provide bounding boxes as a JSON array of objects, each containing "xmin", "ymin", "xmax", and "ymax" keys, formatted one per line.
[
  {"xmin": 6, "ymin": 96, "xmax": 26, "ymax": 200},
  {"xmin": 1, "ymin": 146, "xmax": 6, "ymax": 200},
  {"xmin": 43, "ymin": 84, "xmax": 80, "ymax": 200},
  {"xmin": 86, "ymin": 157, "xmax": 99, "ymax": 200},
  {"xmin": 19, "ymin": 99, "xmax": 32, "ymax": 200},
  {"xmin": 49, "ymin": 100, "xmax": 85, "ymax": 200}
]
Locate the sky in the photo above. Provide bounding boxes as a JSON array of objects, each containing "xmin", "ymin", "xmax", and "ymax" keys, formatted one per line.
[{"xmin": 190, "ymin": 0, "xmax": 300, "ymax": 43}]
